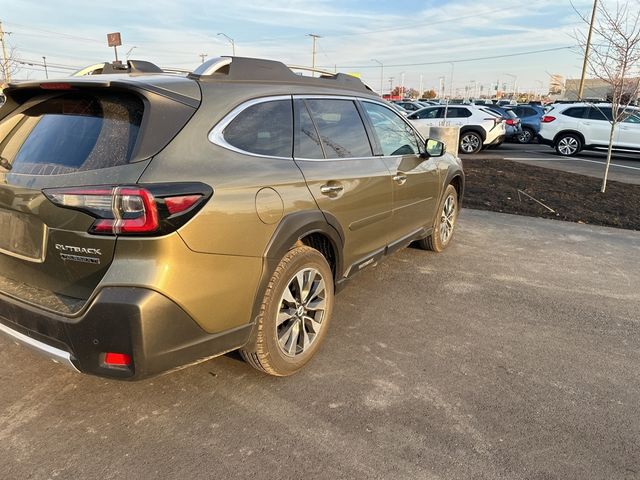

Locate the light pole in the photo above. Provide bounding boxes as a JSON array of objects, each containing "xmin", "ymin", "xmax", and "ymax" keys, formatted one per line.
[
  {"xmin": 199, "ymin": 53, "xmax": 208, "ymax": 64},
  {"xmin": 578, "ymin": 0, "xmax": 598, "ymax": 99},
  {"xmin": 505, "ymin": 73, "xmax": 518, "ymax": 98},
  {"xmin": 400, "ymin": 71, "xmax": 405, "ymax": 99},
  {"xmin": 217, "ymin": 32, "xmax": 236, "ymax": 56},
  {"xmin": 42, "ymin": 56, "xmax": 48, "ymax": 79},
  {"xmin": 307, "ymin": 34, "xmax": 321, "ymax": 77},
  {"xmin": 371, "ymin": 59, "xmax": 383, "ymax": 96},
  {"xmin": 125, "ymin": 46, "xmax": 137, "ymax": 60}
]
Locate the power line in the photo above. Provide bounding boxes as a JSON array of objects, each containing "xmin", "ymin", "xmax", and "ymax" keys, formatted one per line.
[{"xmin": 321, "ymin": 46, "xmax": 577, "ymax": 70}]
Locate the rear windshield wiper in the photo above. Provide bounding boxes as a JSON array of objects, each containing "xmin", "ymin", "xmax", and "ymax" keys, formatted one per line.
[{"xmin": 0, "ymin": 156, "xmax": 12, "ymax": 171}]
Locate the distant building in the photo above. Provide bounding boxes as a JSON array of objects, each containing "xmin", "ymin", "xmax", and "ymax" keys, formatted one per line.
[{"xmin": 564, "ymin": 77, "xmax": 640, "ymax": 102}]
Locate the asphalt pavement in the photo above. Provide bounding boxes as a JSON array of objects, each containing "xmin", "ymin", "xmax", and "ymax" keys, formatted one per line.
[
  {"xmin": 1, "ymin": 209, "xmax": 640, "ymax": 480},
  {"xmin": 463, "ymin": 143, "xmax": 640, "ymax": 185}
]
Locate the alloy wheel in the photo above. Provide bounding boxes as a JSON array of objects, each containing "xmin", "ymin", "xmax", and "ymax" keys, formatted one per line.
[
  {"xmin": 276, "ymin": 268, "xmax": 327, "ymax": 358},
  {"xmin": 517, "ymin": 130, "xmax": 532, "ymax": 143},
  {"xmin": 439, "ymin": 194, "xmax": 457, "ymax": 244},
  {"xmin": 557, "ymin": 136, "xmax": 579, "ymax": 155},
  {"xmin": 460, "ymin": 134, "xmax": 480, "ymax": 153}
]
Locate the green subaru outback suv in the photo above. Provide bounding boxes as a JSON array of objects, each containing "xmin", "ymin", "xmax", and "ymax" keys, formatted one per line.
[{"xmin": 0, "ymin": 57, "xmax": 464, "ymax": 379}]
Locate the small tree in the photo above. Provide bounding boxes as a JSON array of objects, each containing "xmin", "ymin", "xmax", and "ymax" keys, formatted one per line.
[
  {"xmin": 0, "ymin": 45, "xmax": 21, "ymax": 82},
  {"xmin": 422, "ymin": 89, "xmax": 437, "ymax": 99},
  {"xmin": 575, "ymin": 1, "xmax": 640, "ymax": 192}
]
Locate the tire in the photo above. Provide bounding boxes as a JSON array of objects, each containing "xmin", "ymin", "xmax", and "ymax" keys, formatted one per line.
[
  {"xmin": 459, "ymin": 131, "xmax": 483, "ymax": 154},
  {"xmin": 517, "ymin": 128, "xmax": 534, "ymax": 144},
  {"xmin": 240, "ymin": 246, "xmax": 334, "ymax": 376},
  {"xmin": 416, "ymin": 184, "xmax": 459, "ymax": 253},
  {"xmin": 555, "ymin": 133, "xmax": 582, "ymax": 156}
]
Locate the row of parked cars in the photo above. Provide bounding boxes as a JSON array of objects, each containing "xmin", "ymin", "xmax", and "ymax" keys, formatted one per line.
[
  {"xmin": 393, "ymin": 98, "xmax": 640, "ymax": 157},
  {"xmin": 391, "ymin": 100, "xmax": 545, "ymax": 154}
]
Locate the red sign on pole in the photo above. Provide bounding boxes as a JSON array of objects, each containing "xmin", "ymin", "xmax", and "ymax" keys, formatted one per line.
[{"xmin": 107, "ymin": 32, "xmax": 122, "ymax": 47}]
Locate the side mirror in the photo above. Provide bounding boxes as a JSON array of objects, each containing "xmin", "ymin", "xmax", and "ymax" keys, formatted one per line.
[{"xmin": 425, "ymin": 138, "xmax": 446, "ymax": 157}]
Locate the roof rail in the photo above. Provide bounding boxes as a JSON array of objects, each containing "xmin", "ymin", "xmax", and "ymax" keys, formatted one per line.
[
  {"xmin": 188, "ymin": 56, "xmax": 373, "ymax": 93},
  {"xmin": 72, "ymin": 60, "xmax": 167, "ymax": 77}
]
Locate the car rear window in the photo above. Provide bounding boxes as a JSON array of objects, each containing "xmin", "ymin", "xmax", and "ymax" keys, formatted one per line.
[
  {"xmin": 223, "ymin": 100, "xmax": 293, "ymax": 158},
  {"xmin": 0, "ymin": 92, "xmax": 144, "ymax": 175}
]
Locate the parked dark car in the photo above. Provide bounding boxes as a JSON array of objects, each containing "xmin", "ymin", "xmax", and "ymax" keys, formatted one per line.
[{"xmin": 509, "ymin": 104, "xmax": 545, "ymax": 143}]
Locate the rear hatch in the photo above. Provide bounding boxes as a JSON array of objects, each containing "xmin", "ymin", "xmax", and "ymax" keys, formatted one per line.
[{"xmin": 0, "ymin": 77, "xmax": 200, "ymax": 314}]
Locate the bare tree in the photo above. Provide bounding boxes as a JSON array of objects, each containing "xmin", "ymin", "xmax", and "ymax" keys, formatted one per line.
[
  {"xmin": 0, "ymin": 45, "xmax": 21, "ymax": 83},
  {"xmin": 574, "ymin": 1, "xmax": 640, "ymax": 192}
]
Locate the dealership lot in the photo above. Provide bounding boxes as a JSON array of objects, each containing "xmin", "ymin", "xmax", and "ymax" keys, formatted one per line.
[
  {"xmin": 463, "ymin": 143, "xmax": 640, "ymax": 185},
  {"xmin": 1, "ymin": 209, "xmax": 638, "ymax": 480}
]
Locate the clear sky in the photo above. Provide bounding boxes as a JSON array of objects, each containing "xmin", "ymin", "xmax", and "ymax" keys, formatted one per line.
[{"xmin": 0, "ymin": 0, "xmax": 610, "ymax": 94}]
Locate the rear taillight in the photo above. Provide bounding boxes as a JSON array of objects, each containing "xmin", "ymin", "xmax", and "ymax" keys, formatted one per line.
[
  {"xmin": 505, "ymin": 119, "xmax": 515, "ymax": 126},
  {"xmin": 43, "ymin": 183, "xmax": 212, "ymax": 236},
  {"xmin": 103, "ymin": 352, "xmax": 132, "ymax": 368},
  {"xmin": 541, "ymin": 115, "xmax": 556, "ymax": 123}
]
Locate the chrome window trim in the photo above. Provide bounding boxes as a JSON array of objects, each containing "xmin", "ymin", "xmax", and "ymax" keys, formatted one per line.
[
  {"xmin": 0, "ymin": 321, "xmax": 79, "ymax": 372},
  {"xmin": 208, "ymin": 94, "xmax": 426, "ymax": 161},
  {"xmin": 208, "ymin": 95, "xmax": 294, "ymax": 160}
]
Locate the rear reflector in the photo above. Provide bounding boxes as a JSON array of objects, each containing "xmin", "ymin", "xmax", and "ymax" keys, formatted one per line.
[
  {"xmin": 541, "ymin": 115, "xmax": 556, "ymax": 123},
  {"xmin": 104, "ymin": 352, "xmax": 132, "ymax": 367}
]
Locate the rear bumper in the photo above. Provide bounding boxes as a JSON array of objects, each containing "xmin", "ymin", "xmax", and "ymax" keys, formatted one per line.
[
  {"xmin": 538, "ymin": 136, "xmax": 554, "ymax": 147},
  {"xmin": 0, "ymin": 287, "xmax": 252, "ymax": 380},
  {"xmin": 487, "ymin": 134, "xmax": 506, "ymax": 146}
]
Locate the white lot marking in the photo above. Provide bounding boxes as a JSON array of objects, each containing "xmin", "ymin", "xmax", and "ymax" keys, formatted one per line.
[{"xmin": 505, "ymin": 157, "xmax": 640, "ymax": 171}]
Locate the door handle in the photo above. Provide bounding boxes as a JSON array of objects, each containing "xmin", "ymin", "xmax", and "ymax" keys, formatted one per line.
[
  {"xmin": 320, "ymin": 184, "xmax": 344, "ymax": 195},
  {"xmin": 393, "ymin": 174, "xmax": 407, "ymax": 185}
]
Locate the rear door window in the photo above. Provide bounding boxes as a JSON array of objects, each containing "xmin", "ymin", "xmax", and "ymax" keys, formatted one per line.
[
  {"xmin": 305, "ymin": 99, "xmax": 372, "ymax": 159},
  {"xmin": 586, "ymin": 107, "xmax": 613, "ymax": 121},
  {"xmin": 563, "ymin": 107, "xmax": 587, "ymax": 119},
  {"xmin": 0, "ymin": 92, "xmax": 144, "ymax": 175},
  {"xmin": 294, "ymin": 100, "xmax": 324, "ymax": 159},
  {"xmin": 223, "ymin": 99, "xmax": 293, "ymax": 157}
]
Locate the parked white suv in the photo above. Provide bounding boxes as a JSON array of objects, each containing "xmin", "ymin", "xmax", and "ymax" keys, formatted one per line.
[
  {"xmin": 407, "ymin": 105, "xmax": 506, "ymax": 154},
  {"xmin": 539, "ymin": 103, "xmax": 640, "ymax": 156}
]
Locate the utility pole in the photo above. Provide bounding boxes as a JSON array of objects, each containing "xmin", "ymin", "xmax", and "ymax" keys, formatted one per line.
[
  {"xmin": 0, "ymin": 21, "xmax": 11, "ymax": 82},
  {"xmin": 199, "ymin": 53, "xmax": 208, "ymax": 64},
  {"xmin": 371, "ymin": 59, "xmax": 383, "ymax": 96},
  {"xmin": 578, "ymin": 0, "xmax": 598, "ymax": 100},
  {"xmin": 307, "ymin": 34, "xmax": 321, "ymax": 77},
  {"xmin": 400, "ymin": 72, "xmax": 405, "ymax": 98},
  {"xmin": 42, "ymin": 56, "xmax": 48, "ymax": 79},
  {"xmin": 389, "ymin": 77, "xmax": 394, "ymax": 96},
  {"xmin": 217, "ymin": 33, "xmax": 236, "ymax": 56},
  {"xmin": 419, "ymin": 74, "xmax": 423, "ymax": 98}
]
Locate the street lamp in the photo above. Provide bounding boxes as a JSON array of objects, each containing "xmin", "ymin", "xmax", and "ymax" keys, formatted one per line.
[
  {"xmin": 217, "ymin": 32, "xmax": 236, "ymax": 56},
  {"xmin": 371, "ymin": 59, "xmax": 383, "ymax": 96},
  {"xmin": 400, "ymin": 71, "xmax": 405, "ymax": 99},
  {"xmin": 42, "ymin": 56, "xmax": 48, "ymax": 79},
  {"xmin": 505, "ymin": 73, "xmax": 518, "ymax": 98},
  {"xmin": 125, "ymin": 46, "xmax": 137, "ymax": 60}
]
